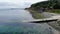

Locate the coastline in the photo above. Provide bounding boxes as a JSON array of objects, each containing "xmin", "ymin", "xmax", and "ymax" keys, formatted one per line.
[
  {"xmin": 25, "ymin": 9, "xmax": 45, "ymax": 19},
  {"xmin": 25, "ymin": 8, "xmax": 60, "ymax": 34}
]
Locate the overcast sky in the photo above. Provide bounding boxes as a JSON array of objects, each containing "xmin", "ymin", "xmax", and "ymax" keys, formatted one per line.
[
  {"xmin": 0, "ymin": 0, "xmax": 47, "ymax": 8},
  {"xmin": 0, "ymin": 0, "xmax": 46, "ymax": 4}
]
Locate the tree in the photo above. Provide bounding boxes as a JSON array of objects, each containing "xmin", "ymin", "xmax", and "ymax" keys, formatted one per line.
[{"xmin": 30, "ymin": 0, "xmax": 60, "ymax": 10}]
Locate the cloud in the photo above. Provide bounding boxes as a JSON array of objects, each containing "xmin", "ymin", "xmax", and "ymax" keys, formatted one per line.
[
  {"xmin": 0, "ymin": 0, "xmax": 47, "ymax": 8},
  {"xmin": 0, "ymin": 0, "xmax": 46, "ymax": 4}
]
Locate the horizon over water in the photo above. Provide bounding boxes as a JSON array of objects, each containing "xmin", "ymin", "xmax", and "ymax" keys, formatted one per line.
[{"xmin": 0, "ymin": 2, "xmax": 55, "ymax": 34}]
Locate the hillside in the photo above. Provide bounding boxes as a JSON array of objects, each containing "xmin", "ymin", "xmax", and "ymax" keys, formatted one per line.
[
  {"xmin": 25, "ymin": 0, "xmax": 60, "ymax": 19},
  {"xmin": 29, "ymin": 0, "xmax": 60, "ymax": 11}
]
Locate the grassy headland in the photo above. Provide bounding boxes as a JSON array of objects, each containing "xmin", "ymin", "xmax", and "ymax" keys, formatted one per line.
[
  {"xmin": 25, "ymin": 0, "xmax": 60, "ymax": 19},
  {"xmin": 29, "ymin": 0, "xmax": 60, "ymax": 14}
]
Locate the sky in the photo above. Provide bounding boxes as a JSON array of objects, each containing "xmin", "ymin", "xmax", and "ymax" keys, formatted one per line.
[
  {"xmin": 0, "ymin": 0, "xmax": 47, "ymax": 8},
  {"xmin": 0, "ymin": 0, "xmax": 46, "ymax": 3}
]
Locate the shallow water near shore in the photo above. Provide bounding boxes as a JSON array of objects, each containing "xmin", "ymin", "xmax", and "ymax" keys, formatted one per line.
[{"xmin": 0, "ymin": 8, "xmax": 58, "ymax": 34}]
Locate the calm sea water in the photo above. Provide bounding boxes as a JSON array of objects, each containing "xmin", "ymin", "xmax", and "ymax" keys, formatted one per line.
[{"xmin": 0, "ymin": 8, "xmax": 54, "ymax": 34}]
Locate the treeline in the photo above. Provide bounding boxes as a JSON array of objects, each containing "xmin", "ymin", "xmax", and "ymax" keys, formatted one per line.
[{"xmin": 29, "ymin": 0, "xmax": 60, "ymax": 10}]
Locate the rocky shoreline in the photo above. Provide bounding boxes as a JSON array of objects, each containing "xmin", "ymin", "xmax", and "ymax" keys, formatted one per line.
[{"xmin": 25, "ymin": 8, "xmax": 60, "ymax": 34}]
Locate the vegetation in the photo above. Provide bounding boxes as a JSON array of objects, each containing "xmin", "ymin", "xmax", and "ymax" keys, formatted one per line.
[
  {"xmin": 46, "ymin": 9, "xmax": 60, "ymax": 14},
  {"xmin": 28, "ymin": 10, "xmax": 45, "ymax": 19},
  {"xmin": 30, "ymin": 0, "xmax": 60, "ymax": 10},
  {"xmin": 28, "ymin": 0, "xmax": 60, "ymax": 14},
  {"xmin": 26, "ymin": 0, "xmax": 60, "ymax": 19}
]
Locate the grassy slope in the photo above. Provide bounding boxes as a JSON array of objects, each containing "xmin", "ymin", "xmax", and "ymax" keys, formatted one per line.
[
  {"xmin": 27, "ymin": 9, "xmax": 45, "ymax": 19},
  {"xmin": 46, "ymin": 9, "xmax": 60, "ymax": 14}
]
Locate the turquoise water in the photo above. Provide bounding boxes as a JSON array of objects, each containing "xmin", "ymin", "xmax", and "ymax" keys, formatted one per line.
[{"xmin": 0, "ymin": 9, "xmax": 54, "ymax": 34}]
